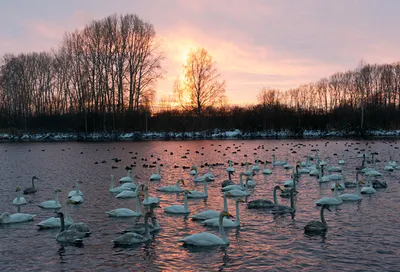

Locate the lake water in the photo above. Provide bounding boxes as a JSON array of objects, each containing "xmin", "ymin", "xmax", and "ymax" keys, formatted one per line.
[{"xmin": 0, "ymin": 139, "xmax": 399, "ymax": 271}]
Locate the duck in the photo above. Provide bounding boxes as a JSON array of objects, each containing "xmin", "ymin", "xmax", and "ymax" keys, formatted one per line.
[
  {"xmin": 270, "ymin": 188, "xmax": 296, "ymax": 218},
  {"xmin": 157, "ymin": 179, "xmax": 185, "ymax": 193},
  {"xmin": 304, "ymin": 204, "xmax": 331, "ymax": 234},
  {"xmin": 13, "ymin": 187, "xmax": 27, "ymax": 207},
  {"xmin": 106, "ymin": 185, "xmax": 144, "ymax": 217},
  {"xmin": 247, "ymin": 185, "xmax": 283, "ymax": 209},
  {"xmin": 190, "ymin": 193, "xmax": 229, "ymax": 220},
  {"xmin": 112, "ymin": 212, "xmax": 155, "ymax": 246},
  {"xmin": 202, "ymin": 198, "xmax": 244, "ymax": 227},
  {"xmin": 55, "ymin": 212, "xmax": 85, "ymax": 245},
  {"xmin": 314, "ymin": 182, "xmax": 343, "ymax": 206},
  {"xmin": 68, "ymin": 182, "xmax": 83, "ymax": 198},
  {"xmin": 37, "ymin": 200, "xmax": 74, "ymax": 229},
  {"xmin": 23, "ymin": 176, "xmax": 39, "ymax": 195},
  {"xmin": 164, "ymin": 190, "xmax": 191, "ymax": 214},
  {"xmin": 0, "ymin": 212, "xmax": 36, "ymax": 224},
  {"xmin": 39, "ymin": 189, "xmax": 62, "ymax": 209},
  {"xmin": 142, "ymin": 185, "xmax": 160, "ymax": 206},
  {"xmin": 187, "ymin": 181, "xmax": 208, "ymax": 199},
  {"xmin": 149, "ymin": 165, "xmax": 161, "ymax": 181},
  {"xmin": 178, "ymin": 211, "xmax": 234, "ymax": 246}
]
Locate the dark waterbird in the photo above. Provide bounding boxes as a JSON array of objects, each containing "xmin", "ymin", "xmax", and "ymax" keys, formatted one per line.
[{"xmin": 23, "ymin": 176, "xmax": 39, "ymax": 195}]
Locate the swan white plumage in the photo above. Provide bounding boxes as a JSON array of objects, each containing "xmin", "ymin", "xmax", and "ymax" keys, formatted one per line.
[
  {"xmin": 225, "ymin": 179, "xmax": 250, "ymax": 197},
  {"xmin": 187, "ymin": 181, "xmax": 208, "ymax": 198},
  {"xmin": 191, "ymin": 166, "xmax": 212, "ymax": 182},
  {"xmin": 116, "ymin": 183, "xmax": 144, "ymax": 199},
  {"xmin": 23, "ymin": 176, "xmax": 39, "ymax": 195},
  {"xmin": 283, "ymin": 168, "xmax": 297, "ymax": 187},
  {"xmin": 272, "ymin": 154, "xmax": 286, "ymax": 166},
  {"xmin": 142, "ymin": 185, "xmax": 160, "ymax": 206},
  {"xmin": 69, "ymin": 188, "xmax": 84, "ymax": 204},
  {"xmin": 202, "ymin": 198, "xmax": 244, "ymax": 227},
  {"xmin": 109, "ymin": 174, "xmax": 130, "ymax": 193},
  {"xmin": 190, "ymin": 193, "xmax": 229, "ymax": 220},
  {"xmin": 251, "ymin": 160, "xmax": 260, "ymax": 172},
  {"xmin": 204, "ymin": 166, "xmax": 215, "ymax": 181},
  {"xmin": 244, "ymin": 162, "xmax": 252, "ymax": 177},
  {"xmin": 246, "ymin": 176, "xmax": 256, "ymax": 188},
  {"xmin": 68, "ymin": 182, "xmax": 83, "ymax": 198},
  {"xmin": 314, "ymin": 183, "xmax": 343, "ymax": 206},
  {"xmin": 178, "ymin": 211, "xmax": 234, "ymax": 246},
  {"xmin": 226, "ymin": 160, "xmax": 235, "ymax": 173},
  {"xmin": 119, "ymin": 170, "xmax": 134, "ymax": 184},
  {"xmin": 37, "ymin": 200, "xmax": 73, "ymax": 229},
  {"xmin": 112, "ymin": 212, "xmax": 154, "ymax": 246},
  {"xmin": 106, "ymin": 185, "xmax": 144, "ymax": 217},
  {"xmin": 262, "ymin": 161, "xmax": 273, "ymax": 175},
  {"xmin": 164, "ymin": 190, "xmax": 191, "ymax": 214},
  {"xmin": 247, "ymin": 185, "xmax": 282, "ymax": 209},
  {"xmin": 157, "ymin": 179, "xmax": 185, "ymax": 193},
  {"xmin": 150, "ymin": 165, "xmax": 161, "ymax": 181},
  {"xmin": 13, "ymin": 187, "xmax": 27, "ymax": 206},
  {"xmin": 55, "ymin": 212, "xmax": 84, "ymax": 245},
  {"xmin": 339, "ymin": 172, "xmax": 364, "ymax": 201},
  {"xmin": 304, "ymin": 204, "xmax": 331, "ymax": 233},
  {"xmin": 0, "ymin": 212, "xmax": 36, "ymax": 224},
  {"xmin": 222, "ymin": 173, "xmax": 246, "ymax": 191},
  {"xmin": 39, "ymin": 189, "xmax": 62, "ymax": 209},
  {"xmin": 361, "ymin": 175, "xmax": 376, "ymax": 195}
]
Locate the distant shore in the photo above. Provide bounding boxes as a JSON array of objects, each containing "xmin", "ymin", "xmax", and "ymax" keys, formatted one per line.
[{"xmin": 1, "ymin": 128, "xmax": 400, "ymax": 142}]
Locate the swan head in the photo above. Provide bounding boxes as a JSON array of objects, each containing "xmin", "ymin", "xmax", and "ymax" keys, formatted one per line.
[
  {"xmin": 237, "ymin": 198, "xmax": 245, "ymax": 203},
  {"xmin": 54, "ymin": 189, "xmax": 62, "ymax": 193},
  {"xmin": 220, "ymin": 211, "xmax": 234, "ymax": 219},
  {"xmin": 16, "ymin": 186, "xmax": 21, "ymax": 192},
  {"xmin": 322, "ymin": 204, "xmax": 331, "ymax": 212},
  {"xmin": 274, "ymin": 185, "xmax": 283, "ymax": 191},
  {"xmin": 67, "ymin": 199, "xmax": 73, "ymax": 205},
  {"xmin": 191, "ymin": 166, "xmax": 197, "ymax": 170},
  {"xmin": 32, "ymin": 176, "xmax": 39, "ymax": 181},
  {"xmin": 55, "ymin": 212, "xmax": 64, "ymax": 218},
  {"xmin": 183, "ymin": 189, "xmax": 192, "ymax": 195},
  {"xmin": 177, "ymin": 179, "xmax": 185, "ymax": 186}
]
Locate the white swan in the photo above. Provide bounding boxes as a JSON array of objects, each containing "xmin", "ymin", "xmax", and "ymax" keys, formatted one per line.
[
  {"xmin": 149, "ymin": 165, "xmax": 161, "ymax": 181},
  {"xmin": 204, "ymin": 166, "xmax": 215, "ymax": 181},
  {"xmin": 191, "ymin": 166, "xmax": 211, "ymax": 182},
  {"xmin": 116, "ymin": 183, "xmax": 144, "ymax": 199},
  {"xmin": 272, "ymin": 154, "xmax": 287, "ymax": 166},
  {"xmin": 55, "ymin": 212, "xmax": 85, "ymax": 245},
  {"xmin": 247, "ymin": 185, "xmax": 282, "ymax": 209},
  {"xmin": 69, "ymin": 190, "xmax": 84, "ymax": 204},
  {"xmin": 283, "ymin": 168, "xmax": 297, "ymax": 187},
  {"xmin": 304, "ymin": 204, "xmax": 331, "ymax": 233},
  {"xmin": 187, "ymin": 181, "xmax": 208, "ymax": 198},
  {"xmin": 157, "ymin": 179, "xmax": 185, "ymax": 193},
  {"xmin": 109, "ymin": 174, "xmax": 128, "ymax": 193},
  {"xmin": 0, "ymin": 212, "xmax": 36, "ymax": 224},
  {"xmin": 142, "ymin": 185, "xmax": 160, "ymax": 206},
  {"xmin": 225, "ymin": 179, "xmax": 250, "ymax": 197},
  {"xmin": 190, "ymin": 193, "xmax": 229, "ymax": 220},
  {"xmin": 113, "ymin": 212, "xmax": 154, "ymax": 246},
  {"xmin": 251, "ymin": 160, "xmax": 260, "ymax": 172},
  {"xmin": 361, "ymin": 175, "xmax": 376, "ymax": 195},
  {"xmin": 314, "ymin": 183, "xmax": 343, "ymax": 206},
  {"xmin": 119, "ymin": 170, "xmax": 134, "ymax": 183},
  {"xmin": 202, "ymin": 198, "xmax": 244, "ymax": 227},
  {"xmin": 68, "ymin": 182, "xmax": 83, "ymax": 198},
  {"xmin": 164, "ymin": 190, "xmax": 191, "ymax": 214},
  {"xmin": 246, "ymin": 176, "xmax": 256, "ymax": 188},
  {"xmin": 39, "ymin": 189, "xmax": 62, "ymax": 209},
  {"xmin": 222, "ymin": 173, "xmax": 246, "ymax": 192},
  {"xmin": 23, "ymin": 176, "xmax": 39, "ymax": 195},
  {"xmin": 106, "ymin": 185, "xmax": 144, "ymax": 217},
  {"xmin": 189, "ymin": 165, "xmax": 197, "ymax": 176},
  {"xmin": 38, "ymin": 200, "xmax": 73, "ymax": 229},
  {"xmin": 13, "ymin": 187, "xmax": 27, "ymax": 206},
  {"xmin": 262, "ymin": 161, "xmax": 272, "ymax": 175},
  {"xmin": 178, "ymin": 211, "xmax": 234, "ymax": 246},
  {"xmin": 244, "ymin": 162, "xmax": 252, "ymax": 176},
  {"xmin": 318, "ymin": 165, "xmax": 343, "ymax": 183},
  {"xmin": 226, "ymin": 160, "xmax": 235, "ymax": 173},
  {"xmin": 339, "ymin": 172, "xmax": 364, "ymax": 201},
  {"xmin": 361, "ymin": 155, "xmax": 382, "ymax": 177}
]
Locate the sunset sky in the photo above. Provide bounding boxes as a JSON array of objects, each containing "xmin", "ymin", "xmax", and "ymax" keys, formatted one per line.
[{"xmin": 1, "ymin": 0, "xmax": 400, "ymax": 105}]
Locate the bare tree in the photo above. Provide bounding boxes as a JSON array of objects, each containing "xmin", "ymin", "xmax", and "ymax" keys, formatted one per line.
[{"xmin": 174, "ymin": 48, "xmax": 226, "ymax": 116}]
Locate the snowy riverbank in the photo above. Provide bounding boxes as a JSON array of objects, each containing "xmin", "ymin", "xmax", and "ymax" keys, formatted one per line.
[{"xmin": 1, "ymin": 128, "xmax": 400, "ymax": 142}]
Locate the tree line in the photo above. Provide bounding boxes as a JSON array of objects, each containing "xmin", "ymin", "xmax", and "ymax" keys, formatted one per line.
[{"xmin": 1, "ymin": 13, "xmax": 400, "ymax": 135}]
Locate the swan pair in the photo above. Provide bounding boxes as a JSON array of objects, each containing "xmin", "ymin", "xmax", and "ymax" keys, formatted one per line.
[
  {"xmin": 202, "ymin": 198, "xmax": 244, "ymax": 227},
  {"xmin": 55, "ymin": 212, "xmax": 85, "ymax": 245},
  {"xmin": 106, "ymin": 185, "xmax": 145, "ymax": 217}
]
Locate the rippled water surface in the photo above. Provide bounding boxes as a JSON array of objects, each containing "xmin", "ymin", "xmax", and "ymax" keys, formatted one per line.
[{"xmin": 1, "ymin": 139, "xmax": 399, "ymax": 271}]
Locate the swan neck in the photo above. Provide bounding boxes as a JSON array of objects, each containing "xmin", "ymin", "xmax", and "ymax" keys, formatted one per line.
[
  {"xmin": 135, "ymin": 191, "xmax": 142, "ymax": 215},
  {"xmin": 290, "ymin": 190, "xmax": 295, "ymax": 209},
  {"xmin": 273, "ymin": 187, "xmax": 279, "ymax": 205},
  {"xmin": 31, "ymin": 177, "xmax": 35, "ymax": 188},
  {"xmin": 228, "ymin": 171, "xmax": 231, "ymax": 180},
  {"xmin": 239, "ymin": 174, "xmax": 243, "ymax": 186},
  {"xmin": 184, "ymin": 193, "xmax": 189, "ymax": 211},
  {"xmin": 144, "ymin": 215, "xmax": 150, "ymax": 240},
  {"xmin": 59, "ymin": 214, "xmax": 65, "ymax": 232},
  {"xmin": 219, "ymin": 213, "xmax": 229, "ymax": 244},
  {"xmin": 54, "ymin": 191, "xmax": 60, "ymax": 204},
  {"xmin": 223, "ymin": 194, "xmax": 228, "ymax": 211},
  {"xmin": 321, "ymin": 206, "xmax": 327, "ymax": 225},
  {"xmin": 204, "ymin": 182, "xmax": 208, "ymax": 195},
  {"xmin": 235, "ymin": 200, "xmax": 240, "ymax": 225}
]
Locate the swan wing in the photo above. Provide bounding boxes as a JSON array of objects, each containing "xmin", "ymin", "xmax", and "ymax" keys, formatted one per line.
[
  {"xmin": 113, "ymin": 232, "xmax": 144, "ymax": 245},
  {"xmin": 8, "ymin": 213, "xmax": 36, "ymax": 223},
  {"xmin": 106, "ymin": 208, "xmax": 138, "ymax": 217},
  {"xmin": 190, "ymin": 210, "xmax": 220, "ymax": 220},
  {"xmin": 116, "ymin": 190, "xmax": 136, "ymax": 199}
]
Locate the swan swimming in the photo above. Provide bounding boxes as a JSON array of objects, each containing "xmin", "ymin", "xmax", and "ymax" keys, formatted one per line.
[
  {"xmin": 314, "ymin": 183, "xmax": 343, "ymax": 206},
  {"xmin": 164, "ymin": 190, "xmax": 191, "ymax": 214},
  {"xmin": 157, "ymin": 179, "xmax": 185, "ymax": 193},
  {"xmin": 119, "ymin": 170, "xmax": 134, "ymax": 184},
  {"xmin": 38, "ymin": 200, "xmax": 73, "ymax": 229},
  {"xmin": 187, "ymin": 181, "xmax": 208, "ymax": 198},
  {"xmin": 202, "ymin": 198, "xmax": 244, "ymax": 227},
  {"xmin": 0, "ymin": 212, "xmax": 36, "ymax": 224},
  {"xmin": 271, "ymin": 188, "xmax": 296, "ymax": 218},
  {"xmin": 150, "ymin": 165, "xmax": 161, "ymax": 181},
  {"xmin": 339, "ymin": 173, "xmax": 364, "ymax": 201},
  {"xmin": 121, "ymin": 204, "xmax": 161, "ymax": 234},
  {"xmin": 68, "ymin": 182, "xmax": 83, "ymax": 198},
  {"xmin": 39, "ymin": 189, "xmax": 62, "ymax": 209},
  {"xmin": 178, "ymin": 211, "xmax": 234, "ymax": 246},
  {"xmin": 248, "ymin": 185, "xmax": 282, "ymax": 209},
  {"xmin": 55, "ymin": 212, "xmax": 85, "ymax": 245},
  {"xmin": 13, "ymin": 187, "xmax": 27, "ymax": 206},
  {"xmin": 142, "ymin": 185, "xmax": 160, "ymax": 206},
  {"xmin": 113, "ymin": 212, "xmax": 154, "ymax": 246},
  {"xmin": 190, "ymin": 193, "xmax": 229, "ymax": 220},
  {"xmin": 23, "ymin": 176, "xmax": 39, "ymax": 195},
  {"xmin": 106, "ymin": 185, "xmax": 144, "ymax": 217},
  {"xmin": 304, "ymin": 204, "xmax": 331, "ymax": 234}
]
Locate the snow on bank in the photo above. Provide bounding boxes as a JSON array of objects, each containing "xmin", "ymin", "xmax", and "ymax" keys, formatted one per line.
[{"xmin": 1, "ymin": 129, "xmax": 400, "ymax": 142}]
